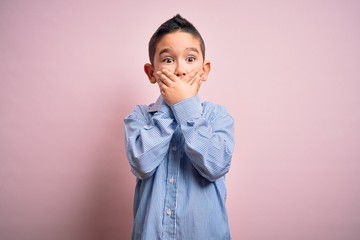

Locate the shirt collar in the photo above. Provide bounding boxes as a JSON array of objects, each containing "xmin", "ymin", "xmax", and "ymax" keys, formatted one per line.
[{"xmin": 147, "ymin": 95, "xmax": 168, "ymax": 113}]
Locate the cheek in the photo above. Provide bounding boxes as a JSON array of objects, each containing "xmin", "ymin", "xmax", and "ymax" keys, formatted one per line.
[
  {"xmin": 156, "ymin": 64, "xmax": 175, "ymax": 73},
  {"xmin": 188, "ymin": 63, "xmax": 203, "ymax": 73}
]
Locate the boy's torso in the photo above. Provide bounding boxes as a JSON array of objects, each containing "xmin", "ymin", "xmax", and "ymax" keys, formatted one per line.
[{"xmin": 131, "ymin": 99, "xmax": 232, "ymax": 240}]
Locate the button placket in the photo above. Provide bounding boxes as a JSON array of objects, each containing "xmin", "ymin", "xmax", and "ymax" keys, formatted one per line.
[
  {"xmin": 163, "ymin": 130, "xmax": 181, "ymax": 238},
  {"xmin": 166, "ymin": 208, "xmax": 172, "ymax": 217}
]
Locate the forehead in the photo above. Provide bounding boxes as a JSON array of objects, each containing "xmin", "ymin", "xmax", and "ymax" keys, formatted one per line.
[{"xmin": 156, "ymin": 31, "xmax": 202, "ymax": 54}]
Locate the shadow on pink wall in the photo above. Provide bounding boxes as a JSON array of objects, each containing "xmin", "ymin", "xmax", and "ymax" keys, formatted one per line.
[
  {"xmin": 78, "ymin": 79, "xmax": 136, "ymax": 239},
  {"xmin": 84, "ymin": 115, "xmax": 134, "ymax": 239}
]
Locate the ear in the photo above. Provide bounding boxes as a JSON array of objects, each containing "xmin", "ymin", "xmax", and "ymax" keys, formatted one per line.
[
  {"xmin": 144, "ymin": 63, "xmax": 157, "ymax": 84},
  {"xmin": 201, "ymin": 60, "xmax": 211, "ymax": 82}
]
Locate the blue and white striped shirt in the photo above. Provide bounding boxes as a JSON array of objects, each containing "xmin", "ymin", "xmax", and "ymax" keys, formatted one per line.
[{"xmin": 124, "ymin": 95, "xmax": 234, "ymax": 240}]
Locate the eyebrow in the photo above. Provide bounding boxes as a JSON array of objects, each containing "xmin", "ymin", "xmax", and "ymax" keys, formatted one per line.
[
  {"xmin": 186, "ymin": 47, "xmax": 199, "ymax": 53},
  {"xmin": 159, "ymin": 48, "xmax": 171, "ymax": 56},
  {"xmin": 158, "ymin": 47, "xmax": 200, "ymax": 56}
]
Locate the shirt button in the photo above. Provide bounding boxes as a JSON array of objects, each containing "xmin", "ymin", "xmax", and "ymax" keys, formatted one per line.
[
  {"xmin": 166, "ymin": 209, "xmax": 172, "ymax": 216},
  {"xmin": 172, "ymin": 146, "xmax": 177, "ymax": 151},
  {"xmin": 169, "ymin": 176, "xmax": 175, "ymax": 184}
]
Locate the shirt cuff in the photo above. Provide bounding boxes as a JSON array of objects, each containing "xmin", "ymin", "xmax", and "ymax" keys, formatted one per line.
[{"xmin": 171, "ymin": 96, "xmax": 202, "ymax": 125}]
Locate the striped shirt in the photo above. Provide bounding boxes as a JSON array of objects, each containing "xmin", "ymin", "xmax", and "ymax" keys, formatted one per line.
[{"xmin": 124, "ymin": 95, "xmax": 234, "ymax": 240}]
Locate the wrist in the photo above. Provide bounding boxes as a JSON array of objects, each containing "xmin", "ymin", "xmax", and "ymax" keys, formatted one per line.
[{"xmin": 171, "ymin": 96, "xmax": 202, "ymax": 124}]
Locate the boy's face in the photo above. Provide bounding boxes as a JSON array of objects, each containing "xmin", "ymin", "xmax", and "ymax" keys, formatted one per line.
[{"xmin": 144, "ymin": 31, "xmax": 210, "ymax": 85}]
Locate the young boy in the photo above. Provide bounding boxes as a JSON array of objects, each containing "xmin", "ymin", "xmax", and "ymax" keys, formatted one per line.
[{"xmin": 124, "ymin": 14, "xmax": 234, "ymax": 240}]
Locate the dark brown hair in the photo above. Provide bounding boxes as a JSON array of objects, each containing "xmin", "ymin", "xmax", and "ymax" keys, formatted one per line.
[{"xmin": 148, "ymin": 14, "xmax": 205, "ymax": 65}]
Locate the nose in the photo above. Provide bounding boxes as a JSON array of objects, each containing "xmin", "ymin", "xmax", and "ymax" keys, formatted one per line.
[{"xmin": 174, "ymin": 63, "xmax": 186, "ymax": 77}]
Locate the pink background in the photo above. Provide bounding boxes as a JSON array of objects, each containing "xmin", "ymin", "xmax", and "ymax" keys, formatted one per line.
[{"xmin": 1, "ymin": 0, "xmax": 359, "ymax": 239}]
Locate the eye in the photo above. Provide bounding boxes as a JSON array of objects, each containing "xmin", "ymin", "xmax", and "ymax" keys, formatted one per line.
[
  {"xmin": 162, "ymin": 57, "xmax": 174, "ymax": 63},
  {"xmin": 186, "ymin": 56, "xmax": 196, "ymax": 62}
]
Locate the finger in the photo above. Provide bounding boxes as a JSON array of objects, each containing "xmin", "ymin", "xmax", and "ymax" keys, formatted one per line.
[
  {"xmin": 188, "ymin": 71, "xmax": 201, "ymax": 85},
  {"xmin": 157, "ymin": 71, "xmax": 173, "ymax": 86},
  {"xmin": 199, "ymin": 71, "xmax": 205, "ymax": 80},
  {"xmin": 156, "ymin": 74, "xmax": 168, "ymax": 91},
  {"xmin": 156, "ymin": 78, "xmax": 163, "ymax": 88},
  {"xmin": 194, "ymin": 76, "xmax": 202, "ymax": 92},
  {"xmin": 156, "ymin": 73, "xmax": 163, "ymax": 85},
  {"xmin": 188, "ymin": 68, "xmax": 199, "ymax": 78},
  {"xmin": 157, "ymin": 80, "xmax": 168, "ymax": 97},
  {"xmin": 161, "ymin": 69, "xmax": 178, "ymax": 82},
  {"xmin": 183, "ymin": 69, "xmax": 199, "ymax": 83},
  {"xmin": 160, "ymin": 89, "xmax": 166, "ymax": 96}
]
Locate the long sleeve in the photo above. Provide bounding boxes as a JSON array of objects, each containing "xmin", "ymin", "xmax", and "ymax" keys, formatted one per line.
[
  {"xmin": 124, "ymin": 103, "xmax": 176, "ymax": 180},
  {"xmin": 171, "ymin": 96, "xmax": 234, "ymax": 182},
  {"xmin": 128, "ymin": 96, "xmax": 234, "ymax": 239}
]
